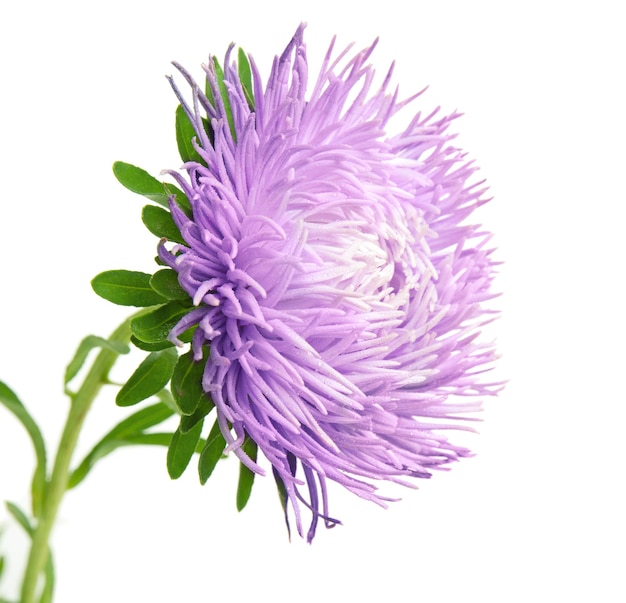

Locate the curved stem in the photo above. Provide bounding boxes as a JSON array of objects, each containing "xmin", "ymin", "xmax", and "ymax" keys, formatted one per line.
[{"xmin": 20, "ymin": 318, "xmax": 132, "ymax": 603}]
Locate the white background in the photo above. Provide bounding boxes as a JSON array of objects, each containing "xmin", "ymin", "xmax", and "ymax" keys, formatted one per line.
[{"xmin": 1, "ymin": 1, "xmax": 624, "ymax": 601}]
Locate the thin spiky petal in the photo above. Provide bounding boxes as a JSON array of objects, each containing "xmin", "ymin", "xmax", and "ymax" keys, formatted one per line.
[{"xmin": 162, "ymin": 25, "xmax": 500, "ymax": 541}]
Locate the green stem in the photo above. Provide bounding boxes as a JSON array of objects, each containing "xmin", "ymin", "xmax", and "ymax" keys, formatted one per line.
[{"xmin": 20, "ymin": 318, "xmax": 132, "ymax": 603}]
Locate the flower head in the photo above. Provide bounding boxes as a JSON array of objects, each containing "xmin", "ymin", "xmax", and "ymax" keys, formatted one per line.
[{"xmin": 159, "ymin": 25, "xmax": 499, "ymax": 541}]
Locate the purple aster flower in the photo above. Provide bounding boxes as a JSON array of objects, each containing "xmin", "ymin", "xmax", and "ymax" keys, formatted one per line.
[{"xmin": 159, "ymin": 24, "xmax": 499, "ymax": 542}]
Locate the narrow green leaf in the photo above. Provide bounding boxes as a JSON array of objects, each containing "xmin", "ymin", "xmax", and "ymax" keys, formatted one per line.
[
  {"xmin": 141, "ymin": 205, "xmax": 185, "ymax": 244},
  {"xmin": 130, "ymin": 302, "xmax": 191, "ymax": 344},
  {"xmin": 167, "ymin": 420, "xmax": 204, "ymax": 479},
  {"xmin": 112, "ymin": 162, "xmax": 171, "ymax": 207},
  {"xmin": 238, "ymin": 48, "xmax": 255, "ymax": 109},
  {"xmin": 272, "ymin": 467, "xmax": 291, "ymax": 540},
  {"xmin": 175, "ymin": 104, "xmax": 204, "ymax": 165},
  {"xmin": 5, "ymin": 502, "xmax": 33, "ymax": 536},
  {"xmin": 236, "ymin": 436, "xmax": 258, "ymax": 512},
  {"xmin": 171, "ymin": 351, "xmax": 206, "ymax": 415},
  {"xmin": 119, "ymin": 432, "xmax": 174, "ymax": 446},
  {"xmin": 163, "ymin": 182, "xmax": 192, "ymax": 216},
  {"xmin": 65, "ymin": 335, "xmax": 130, "ymax": 385},
  {"xmin": 149, "ymin": 269, "xmax": 188, "ymax": 301},
  {"xmin": 130, "ymin": 335, "xmax": 174, "ymax": 352},
  {"xmin": 116, "ymin": 348, "xmax": 178, "ymax": 407},
  {"xmin": 69, "ymin": 402, "xmax": 175, "ymax": 488},
  {"xmin": 156, "ymin": 388, "xmax": 178, "ymax": 413},
  {"xmin": 30, "ymin": 471, "xmax": 46, "ymax": 522},
  {"xmin": 0, "ymin": 382, "xmax": 47, "ymax": 518},
  {"xmin": 40, "ymin": 551, "xmax": 55, "ymax": 603},
  {"xmin": 212, "ymin": 57, "xmax": 236, "ymax": 140},
  {"xmin": 97, "ymin": 402, "xmax": 175, "ymax": 445},
  {"xmin": 198, "ymin": 419, "xmax": 226, "ymax": 485},
  {"xmin": 180, "ymin": 395, "xmax": 214, "ymax": 434},
  {"xmin": 92, "ymin": 270, "xmax": 166, "ymax": 307},
  {"xmin": 69, "ymin": 435, "xmax": 179, "ymax": 490}
]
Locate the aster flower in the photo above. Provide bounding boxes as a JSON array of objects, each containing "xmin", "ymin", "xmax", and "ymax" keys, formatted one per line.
[{"xmin": 158, "ymin": 24, "xmax": 498, "ymax": 541}]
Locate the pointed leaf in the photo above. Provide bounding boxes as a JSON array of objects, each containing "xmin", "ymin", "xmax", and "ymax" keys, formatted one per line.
[
  {"xmin": 130, "ymin": 302, "xmax": 191, "ymax": 344},
  {"xmin": 92, "ymin": 270, "xmax": 166, "ymax": 307},
  {"xmin": 175, "ymin": 104, "xmax": 205, "ymax": 165},
  {"xmin": 65, "ymin": 335, "xmax": 130, "ymax": 385},
  {"xmin": 69, "ymin": 402, "xmax": 175, "ymax": 488},
  {"xmin": 0, "ymin": 382, "xmax": 47, "ymax": 518},
  {"xmin": 171, "ymin": 351, "xmax": 207, "ymax": 415},
  {"xmin": 149, "ymin": 269, "xmax": 188, "ymax": 301},
  {"xmin": 40, "ymin": 550, "xmax": 55, "ymax": 603},
  {"xmin": 141, "ymin": 205, "xmax": 185, "ymax": 244},
  {"xmin": 167, "ymin": 420, "xmax": 204, "ymax": 479},
  {"xmin": 130, "ymin": 335, "xmax": 174, "ymax": 352},
  {"xmin": 198, "ymin": 419, "xmax": 226, "ymax": 485},
  {"xmin": 116, "ymin": 348, "xmax": 178, "ymax": 407},
  {"xmin": 272, "ymin": 467, "xmax": 291, "ymax": 540},
  {"xmin": 120, "ymin": 432, "xmax": 174, "ymax": 447},
  {"xmin": 236, "ymin": 436, "xmax": 258, "ymax": 511},
  {"xmin": 212, "ymin": 57, "xmax": 235, "ymax": 140},
  {"xmin": 180, "ymin": 395, "xmax": 214, "ymax": 434},
  {"xmin": 238, "ymin": 48, "xmax": 255, "ymax": 109},
  {"xmin": 163, "ymin": 182, "xmax": 192, "ymax": 216},
  {"xmin": 107, "ymin": 402, "xmax": 175, "ymax": 440},
  {"xmin": 5, "ymin": 501, "xmax": 33, "ymax": 536},
  {"xmin": 112, "ymin": 161, "xmax": 171, "ymax": 207}
]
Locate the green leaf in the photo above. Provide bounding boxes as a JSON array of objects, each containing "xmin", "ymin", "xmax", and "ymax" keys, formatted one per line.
[
  {"xmin": 171, "ymin": 351, "xmax": 207, "ymax": 415},
  {"xmin": 236, "ymin": 436, "xmax": 258, "ymax": 511},
  {"xmin": 163, "ymin": 182, "xmax": 192, "ymax": 216},
  {"xmin": 39, "ymin": 549, "xmax": 55, "ymax": 603},
  {"xmin": 0, "ymin": 382, "xmax": 47, "ymax": 518},
  {"xmin": 130, "ymin": 335, "xmax": 174, "ymax": 352},
  {"xmin": 272, "ymin": 467, "xmax": 291, "ymax": 540},
  {"xmin": 155, "ymin": 388, "xmax": 178, "ymax": 413},
  {"xmin": 180, "ymin": 395, "xmax": 214, "ymax": 434},
  {"xmin": 211, "ymin": 57, "xmax": 235, "ymax": 140},
  {"xmin": 98, "ymin": 402, "xmax": 175, "ymax": 442},
  {"xmin": 167, "ymin": 420, "xmax": 204, "ymax": 479},
  {"xmin": 130, "ymin": 302, "xmax": 191, "ymax": 344},
  {"xmin": 198, "ymin": 419, "xmax": 226, "ymax": 485},
  {"xmin": 116, "ymin": 348, "xmax": 178, "ymax": 407},
  {"xmin": 175, "ymin": 104, "xmax": 205, "ymax": 165},
  {"xmin": 149, "ymin": 269, "xmax": 188, "ymax": 301},
  {"xmin": 118, "ymin": 432, "xmax": 173, "ymax": 446},
  {"xmin": 69, "ymin": 402, "xmax": 175, "ymax": 488},
  {"xmin": 92, "ymin": 270, "xmax": 166, "ymax": 307},
  {"xmin": 5, "ymin": 501, "xmax": 33, "ymax": 536},
  {"xmin": 112, "ymin": 161, "xmax": 172, "ymax": 208},
  {"xmin": 141, "ymin": 205, "xmax": 185, "ymax": 244},
  {"xmin": 65, "ymin": 335, "xmax": 130, "ymax": 385},
  {"xmin": 238, "ymin": 48, "xmax": 255, "ymax": 110}
]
